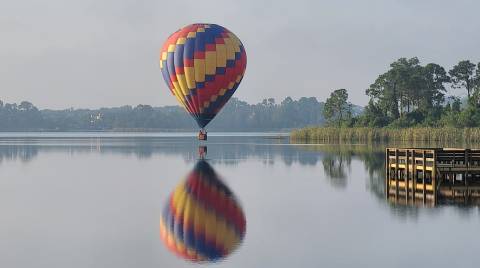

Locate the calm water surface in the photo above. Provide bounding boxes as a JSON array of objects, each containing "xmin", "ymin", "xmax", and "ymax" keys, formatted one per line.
[{"xmin": 0, "ymin": 133, "xmax": 478, "ymax": 267}]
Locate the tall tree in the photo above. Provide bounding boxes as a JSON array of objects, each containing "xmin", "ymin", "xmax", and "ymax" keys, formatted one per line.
[
  {"xmin": 323, "ymin": 89, "xmax": 351, "ymax": 126},
  {"xmin": 449, "ymin": 60, "xmax": 476, "ymax": 99},
  {"xmin": 389, "ymin": 57, "xmax": 423, "ymax": 114},
  {"xmin": 422, "ymin": 63, "xmax": 450, "ymax": 109},
  {"xmin": 472, "ymin": 62, "xmax": 480, "ymax": 105},
  {"xmin": 366, "ymin": 72, "xmax": 399, "ymax": 119},
  {"xmin": 477, "ymin": 62, "xmax": 480, "ymax": 84},
  {"xmin": 366, "ymin": 57, "xmax": 426, "ymax": 119},
  {"xmin": 366, "ymin": 57, "xmax": 452, "ymax": 126}
]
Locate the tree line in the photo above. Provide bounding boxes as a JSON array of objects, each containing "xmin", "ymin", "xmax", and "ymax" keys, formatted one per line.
[
  {"xmin": 5, "ymin": 57, "xmax": 476, "ymax": 131},
  {"xmin": 0, "ymin": 97, "xmax": 336, "ymax": 131},
  {"xmin": 323, "ymin": 58, "xmax": 480, "ymax": 128}
]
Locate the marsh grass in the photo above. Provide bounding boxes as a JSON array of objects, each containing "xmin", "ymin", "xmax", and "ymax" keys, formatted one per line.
[{"xmin": 290, "ymin": 127, "xmax": 480, "ymax": 144}]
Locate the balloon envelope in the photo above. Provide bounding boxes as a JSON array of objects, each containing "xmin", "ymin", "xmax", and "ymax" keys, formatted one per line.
[
  {"xmin": 159, "ymin": 23, "xmax": 247, "ymax": 128},
  {"xmin": 160, "ymin": 160, "xmax": 246, "ymax": 262}
]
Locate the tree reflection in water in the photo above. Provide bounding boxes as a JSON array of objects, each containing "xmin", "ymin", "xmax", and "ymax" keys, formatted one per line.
[
  {"xmin": 2, "ymin": 137, "xmax": 478, "ymax": 219},
  {"xmin": 0, "ymin": 145, "xmax": 38, "ymax": 164},
  {"xmin": 321, "ymin": 153, "xmax": 350, "ymax": 188}
]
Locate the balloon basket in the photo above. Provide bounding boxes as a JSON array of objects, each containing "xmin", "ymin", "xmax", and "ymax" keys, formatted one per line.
[{"xmin": 198, "ymin": 130, "xmax": 207, "ymax": 141}]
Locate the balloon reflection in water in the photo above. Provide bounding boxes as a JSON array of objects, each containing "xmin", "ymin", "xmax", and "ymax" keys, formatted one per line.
[{"xmin": 160, "ymin": 160, "xmax": 246, "ymax": 262}]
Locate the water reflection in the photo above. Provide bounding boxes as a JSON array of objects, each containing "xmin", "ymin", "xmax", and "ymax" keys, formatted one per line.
[
  {"xmin": 0, "ymin": 145, "xmax": 38, "ymax": 164},
  {"xmin": 308, "ymin": 145, "xmax": 385, "ymax": 194},
  {"xmin": 0, "ymin": 138, "xmax": 388, "ymax": 204},
  {"xmin": 2, "ymin": 136, "xmax": 480, "ymax": 267},
  {"xmin": 160, "ymin": 159, "xmax": 246, "ymax": 263},
  {"xmin": 322, "ymin": 153, "xmax": 350, "ymax": 188},
  {"xmin": 386, "ymin": 173, "xmax": 480, "ymax": 208},
  {"xmin": 385, "ymin": 148, "xmax": 480, "ymax": 217},
  {"xmin": 2, "ymin": 137, "xmax": 478, "ymax": 214},
  {"xmin": 0, "ymin": 137, "xmax": 378, "ymax": 168}
]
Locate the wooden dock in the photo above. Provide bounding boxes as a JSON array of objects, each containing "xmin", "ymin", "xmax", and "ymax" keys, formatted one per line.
[{"xmin": 385, "ymin": 148, "xmax": 480, "ymax": 206}]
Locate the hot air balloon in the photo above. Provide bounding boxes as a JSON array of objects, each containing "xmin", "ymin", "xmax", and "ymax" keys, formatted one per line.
[
  {"xmin": 160, "ymin": 160, "xmax": 246, "ymax": 262},
  {"xmin": 159, "ymin": 23, "xmax": 247, "ymax": 140}
]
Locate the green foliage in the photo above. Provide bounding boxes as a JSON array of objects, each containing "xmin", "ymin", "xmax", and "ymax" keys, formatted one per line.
[
  {"xmin": 0, "ymin": 97, "xmax": 328, "ymax": 131},
  {"xmin": 473, "ymin": 62, "xmax": 480, "ymax": 105},
  {"xmin": 3, "ymin": 57, "xmax": 480, "ymax": 133},
  {"xmin": 388, "ymin": 115, "xmax": 419, "ymax": 128},
  {"xmin": 323, "ymin": 89, "xmax": 352, "ymax": 126},
  {"xmin": 449, "ymin": 60, "xmax": 476, "ymax": 99},
  {"xmin": 365, "ymin": 57, "xmax": 450, "ymax": 125},
  {"xmin": 354, "ymin": 100, "xmax": 389, "ymax": 127},
  {"xmin": 293, "ymin": 58, "xmax": 480, "ymax": 142},
  {"xmin": 208, "ymin": 97, "xmax": 325, "ymax": 130},
  {"xmin": 422, "ymin": 63, "xmax": 450, "ymax": 110},
  {"xmin": 360, "ymin": 58, "xmax": 480, "ymax": 128},
  {"xmin": 0, "ymin": 101, "xmax": 44, "ymax": 131}
]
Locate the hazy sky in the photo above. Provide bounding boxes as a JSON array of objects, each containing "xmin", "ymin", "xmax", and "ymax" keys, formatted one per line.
[{"xmin": 1, "ymin": 0, "xmax": 479, "ymax": 109}]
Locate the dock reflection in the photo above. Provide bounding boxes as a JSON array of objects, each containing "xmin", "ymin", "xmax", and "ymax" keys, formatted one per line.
[{"xmin": 386, "ymin": 148, "xmax": 480, "ymax": 207}]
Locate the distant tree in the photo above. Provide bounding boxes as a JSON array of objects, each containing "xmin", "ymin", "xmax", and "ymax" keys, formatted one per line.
[
  {"xmin": 18, "ymin": 101, "xmax": 35, "ymax": 111},
  {"xmin": 0, "ymin": 100, "xmax": 43, "ymax": 130},
  {"xmin": 191, "ymin": 96, "xmax": 325, "ymax": 130},
  {"xmin": 323, "ymin": 89, "xmax": 351, "ymax": 126},
  {"xmin": 297, "ymin": 97, "xmax": 323, "ymax": 126},
  {"xmin": 449, "ymin": 60, "xmax": 477, "ymax": 100}
]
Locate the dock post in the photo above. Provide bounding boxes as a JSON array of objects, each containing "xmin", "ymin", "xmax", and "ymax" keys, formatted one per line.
[
  {"xmin": 385, "ymin": 148, "xmax": 390, "ymax": 199},
  {"xmin": 465, "ymin": 149, "xmax": 470, "ymax": 187},
  {"xmin": 422, "ymin": 150, "xmax": 426, "ymax": 203},
  {"xmin": 406, "ymin": 149, "xmax": 410, "ymax": 202},
  {"xmin": 412, "ymin": 149, "xmax": 416, "ymax": 202},
  {"xmin": 395, "ymin": 149, "xmax": 399, "ymax": 199},
  {"xmin": 432, "ymin": 150, "xmax": 436, "ymax": 205}
]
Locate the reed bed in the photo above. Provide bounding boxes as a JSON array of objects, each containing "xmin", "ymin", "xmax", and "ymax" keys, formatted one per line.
[{"xmin": 290, "ymin": 127, "xmax": 480, "ymax": 144}]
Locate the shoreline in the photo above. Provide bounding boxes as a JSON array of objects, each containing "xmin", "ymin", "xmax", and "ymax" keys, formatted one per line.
[{"xmin": 0, "ymin": 131, "xmax": 290, "ymax": 139}]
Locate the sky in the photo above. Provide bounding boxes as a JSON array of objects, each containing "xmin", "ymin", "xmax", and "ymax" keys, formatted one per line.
[{"xmin": 1, "ymin": 0, "xmax": 479, "ymax": 109}]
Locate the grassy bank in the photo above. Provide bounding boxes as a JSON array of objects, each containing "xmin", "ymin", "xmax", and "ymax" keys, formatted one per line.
[{"xmin": 290, "ymin": 127, "xmax": 480, "ymax": 143}]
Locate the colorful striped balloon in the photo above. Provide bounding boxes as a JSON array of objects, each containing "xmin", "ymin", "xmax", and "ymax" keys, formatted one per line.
[
  {"xmin": 159, "ymin": 23, "xmax": 247, "ymax": 128},
  {"xmin": 160, "ymin": 160, "xmax": 246, "ymax": 262}
]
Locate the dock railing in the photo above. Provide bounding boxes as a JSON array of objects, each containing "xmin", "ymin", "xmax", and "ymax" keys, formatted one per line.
[{"xmin": 385, "ymin": 147, "xmax": 480, "ymax": 206}]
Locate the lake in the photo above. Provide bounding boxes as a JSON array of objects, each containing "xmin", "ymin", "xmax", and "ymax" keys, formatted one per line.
[{"xmin": 0, "ymin": 133, "xmax": 478, "ymax": 267}]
